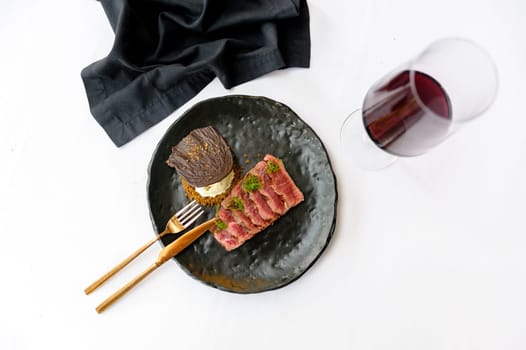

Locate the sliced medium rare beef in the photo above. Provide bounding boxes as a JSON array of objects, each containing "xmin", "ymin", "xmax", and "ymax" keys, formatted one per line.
[
  {"xmin": 210, "ymin": 225, "xmax": 239, "ymax": 251},
  {"xmin": 252, "ymin": 160, "xmax": 287, "ymax": 215},
  {"xmin": 217, "ymin": 207, "xmax": 252, "ymax": 240},
  {"xmin": 232, "ymin": 184, "xmax": 267, "ymax": 227},
  {"xmin": 247, "ymin": 189, "xmax": 277, "ymax": 221},
  {"xmin": 210, "ymin": 154, "xmax": 304, "ymax": 251},
  {"xmin": 221, "ymin": 194, "xmax": 260, "ymax": 234},
  {"xmin": 263, "ymin": 154, "xmax": 304, "ymax": 207}
]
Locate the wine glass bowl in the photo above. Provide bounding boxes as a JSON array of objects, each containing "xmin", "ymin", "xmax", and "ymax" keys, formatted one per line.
[{"xmin": 341, "ymin": 38, "xmax": 498, "ymax": 170}]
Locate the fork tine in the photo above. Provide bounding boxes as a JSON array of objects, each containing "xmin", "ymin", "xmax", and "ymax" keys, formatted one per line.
[
  {"xmin": 177, "ymin": 202, "xmax": 201, "ymax": 222},
  {"xmin": 180, "ymin": 208, "xmax": 204, "ymax": 227},
  {"xmin": 175, "ymin": 200, "xmax": 198, "ymax": 217}
]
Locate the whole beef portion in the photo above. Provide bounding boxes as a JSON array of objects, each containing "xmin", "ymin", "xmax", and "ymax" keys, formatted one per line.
[{"xmin": 210, "ymin": 154, "xmax": 304, "ymax": 251}]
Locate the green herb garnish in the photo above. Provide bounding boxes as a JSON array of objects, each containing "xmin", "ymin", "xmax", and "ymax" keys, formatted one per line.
[
  {"xmin": 215, "ymin": 219, "xmax": 227, "ymax": 230},
  {"xmin": 228, "ymin": 197, "xmax": 244, "ymax": 211},
  {"xmin": 266, "ymin": 160, "xmax": 280, "ymax": 174},
  {"xmin": 242, "ymin": 173, "xmax": 261, "ymax": 192}
]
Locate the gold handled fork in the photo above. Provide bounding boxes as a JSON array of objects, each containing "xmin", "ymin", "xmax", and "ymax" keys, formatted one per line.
[
  {"xmin": 84, "ymin": 200, "xmax": 204, "ymax": 295},
  {"xmin": 95, "ymin": 217, "xmax": 217, "ymax": 313}
]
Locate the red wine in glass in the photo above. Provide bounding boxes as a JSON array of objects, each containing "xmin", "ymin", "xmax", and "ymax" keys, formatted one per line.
[
  {"xmin": 363, "ymin": 70, "xmax": 452, "ymax": 156},
  {"xmin": 340, "ymin": 39, "xmax": 497, "ymax": 170}
]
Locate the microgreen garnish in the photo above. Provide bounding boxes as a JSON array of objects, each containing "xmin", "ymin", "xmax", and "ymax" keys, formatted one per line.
[
  {"xmin": 242, "ymin": 174, "xmax": 261, "ymax": 192},
  {"xmin": 215, "ymin": 219, "xmax": 227, "ymax": 230},
  {"xmin": 228, "ymin": 197, "xmax": 244, "ymax": 210},
  {"xmin": 266, "ymin": 161, "xmax": 280, "ymax": 174}
]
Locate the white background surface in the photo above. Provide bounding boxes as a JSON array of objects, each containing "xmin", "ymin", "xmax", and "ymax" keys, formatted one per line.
[{"xmin": 1, "ymin": 0, "xmax": 525, "ymax": 349}]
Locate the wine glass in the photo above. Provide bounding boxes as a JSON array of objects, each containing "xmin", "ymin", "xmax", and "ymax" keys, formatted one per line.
[{"xmin": 340, "ymin": 38, "xmax": 498, "ymax": 170}]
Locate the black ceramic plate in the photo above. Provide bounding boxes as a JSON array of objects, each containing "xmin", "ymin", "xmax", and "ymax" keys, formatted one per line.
[{"xmin": 147, "ymin": 95, "xmax": 337, "ymax": 293}]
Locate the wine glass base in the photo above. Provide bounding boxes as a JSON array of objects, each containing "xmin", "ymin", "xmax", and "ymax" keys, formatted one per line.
[{"xmin": 340, "ymin": 109, "xmax": 398, "ymax": 171}]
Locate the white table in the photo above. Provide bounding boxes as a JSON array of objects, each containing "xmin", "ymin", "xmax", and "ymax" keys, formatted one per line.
[{"xmin": 1, "ymin": 1, "xmax": 525, "ymax": 349}]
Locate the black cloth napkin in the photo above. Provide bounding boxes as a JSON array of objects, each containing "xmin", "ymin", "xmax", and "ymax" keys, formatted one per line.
[{"xmin": 81, "ymin": 0, "xmax": 311, "ymax": 147}]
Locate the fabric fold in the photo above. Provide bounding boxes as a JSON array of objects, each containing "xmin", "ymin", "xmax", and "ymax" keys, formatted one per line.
[{"xmin": 82, "ymin": 0, "xmax": 310, "ymax": 146}]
